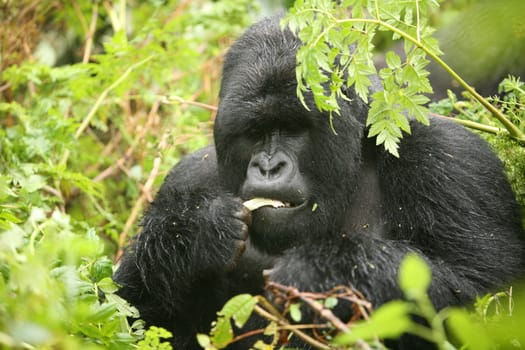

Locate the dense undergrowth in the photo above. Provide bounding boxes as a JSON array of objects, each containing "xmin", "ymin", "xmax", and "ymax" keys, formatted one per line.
[{"xmin": 0, "ymin": 0, "xmax": 524, "ymax": 349}]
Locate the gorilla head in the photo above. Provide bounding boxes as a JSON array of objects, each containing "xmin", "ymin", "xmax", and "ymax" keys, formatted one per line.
[{"xmin": 214, "ymin": 17, "xmax": 369, "ymax": 254}]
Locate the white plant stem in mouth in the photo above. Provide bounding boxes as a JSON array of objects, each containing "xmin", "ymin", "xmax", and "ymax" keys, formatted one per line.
[{"xmin": 243, "ymin": 198, "xmax": 291, "ymax": 211}]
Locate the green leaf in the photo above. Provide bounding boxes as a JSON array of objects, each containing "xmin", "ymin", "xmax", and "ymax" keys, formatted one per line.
[
  {"xmin": 447, "ymin": 309, "xmax": 491, "ymax": 350},
  {"xmin": 106, "ymin": 293, "xmax": 141, "ymax": 319},
  {"xmin": 210, "ymin": 294, "xmax": 257, "ymax": 348},
  {"xmin": 218, "ymin": 294, "xmax": 258, "ymax": 329},
  {"xmin": 210, "ymin": 316, "xmax": 234, "ymax": 348},
  {"xmin": 138, "ymin": 326, "xmax": 173, "ymax": 350},
  {"xmin": 324, "ymin": 297, "xmax": 338, "ymax": 309},
  {"xmin": 383, "ymin": 136, "xmax": 400, "ymax": 158},
  {"xmin": 87, "ymin": 303, "xmax": 118, "ymax": 323},
  {"xmin": 385, "ymin": 51, "xmax": 402, "ymax": 69},
  {"xmin": 197, "ymin": 334, "xmax": 213, "ymax": 348},
  {"xmin": 398, "ymin": 253, "xmax": 432, "ymax": 300},
  {"xmin": 19, "ymin": 174, "xmax": 46, "ymax": 193},
  {"xmin": 97, "ymin": 277, "xmax": 119, "ymax": 294},
  {"xmin": 333, "ymin": 301, "xmax": 412, "ymax": 345},
  {"xmin": 289, "ymin": 303, "xmax": 302, "ymax": 322}
]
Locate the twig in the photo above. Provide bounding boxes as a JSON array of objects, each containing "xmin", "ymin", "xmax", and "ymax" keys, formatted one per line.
[
  {"xmin": 59, "ymin": 55, "xmax": 155, "ymax": 167},
  {"xmin": 266, "ymin": 282, "xmax": 374, "ymax": 350},
  {"xmin": 74, "ymin": 55, "xmax": 154, "ymax": 140},
  {"xmin": 115, "ymin": 156, "xmax": 161, "ymax": 261},
  {"xmin": 94, "ymin": 99, "xmax": 160, "ymax": 183},
  {"xmin": 165, "ymin": 0, "xmax": 192, "ymax": 25},
  {"xmin": 252, "ymin": 304, "xmax": 331, "ymax": 350},
  {"xmin": 267, "ymin": 281, "xmax": 350, "ymax": 333},
  {"xmin": 162, "ymin": 95, "xmax": 218, "ymax": 111},
  {"xmin": 82, "ymin": 2, "xmax": 99, "ymax": 64},
  {"xmin": 430, "ymin": 112, "xmax": 506, "ymax": 136},
  {"xmin": 0, "ymin": 82, "xmax": 11, "ymax": 93},
  {"xmin": 71, "ymin": 0, "xmax": 89, "ymax": 34}
]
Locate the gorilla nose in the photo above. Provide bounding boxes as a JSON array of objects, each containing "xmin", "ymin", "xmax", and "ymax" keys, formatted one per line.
[
  {"xmin": 248, "ymin": 152, "xmax": 291, "ymax": 181},
  {"xmin": 242, "ymin": 150, "xmax": 307, "ymax": 203}
]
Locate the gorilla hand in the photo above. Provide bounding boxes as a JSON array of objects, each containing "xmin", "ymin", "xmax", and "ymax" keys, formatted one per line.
[{"xmin": 205, "ymin": 196, "xmax": 252, "ymax": 270}]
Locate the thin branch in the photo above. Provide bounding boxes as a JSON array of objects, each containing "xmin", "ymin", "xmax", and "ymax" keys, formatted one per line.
[
  {"xmin": 252, "ymin": 305, "xmax": 331, "ymax": 350},
  {"xmin": 82, "ymin": 2, "xmax": 99, "ymax": 64},
  {"xmin": 115, "ymin": 156, "xmax": 161, "ymax": 261},
  {"xmin": 94, "ymin": 99, "xmax": 161, "ymax": 183},
  {"xmin": 165, "ymin": 0, "xmax": 192, "ymax": 24},
  {"xmin": 266, "ymin": 282, "xmax": 373, "ymax": 350},
  {"xmin": 162, "ymin": 95, "xmax": 218, "ymax": 111},
  {"xmin": 71, "ymin": 0, "xmax": 89, "ymax": 34},
  {"xmin": 430, "ymin": 112, "xmax": 506, "ymax": 136},
  {"xmin": 74, "ymin": 55, "xmax": 154, "ymax": 140},
  {"xmin": 59, "ymin": 55, "xmax": 155, "ymax": 167}
]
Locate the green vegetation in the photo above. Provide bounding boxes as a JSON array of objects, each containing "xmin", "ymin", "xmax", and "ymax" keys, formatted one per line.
[
  {"xmin": 0, "ymin": 0, "xmax": 524, "ymax": 349},
  {"xmin": 283, "ymin": 0, "xmax": 525, "ymax": 156},
  {"xmin": 1, "ymin": 0, "xmax": 252, "ymax": 348},
  {"xmin": 202, "ymin": 254, "xmax": 525, "ymax": 349}
]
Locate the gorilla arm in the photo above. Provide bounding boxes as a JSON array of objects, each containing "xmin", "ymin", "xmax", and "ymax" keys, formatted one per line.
[{"xmin": 114, "ymin": 147, "xmax": 256, "ymax": 341}]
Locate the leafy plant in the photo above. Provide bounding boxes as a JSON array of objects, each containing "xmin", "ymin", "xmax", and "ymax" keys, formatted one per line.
[
  {"xmin": 429, "ymin": 76, "xmax": 525, "ymax": 213},
  {"xmin": 282, "ymin": 0, "xmax": 525, "ymax": 156},
  {"xmin": 0, "ymin": 0, "xmax": 254, "ymax": 348},
  {"xmin": 201, "ymin": 253, "xmax": 525, "ymax": 350}
]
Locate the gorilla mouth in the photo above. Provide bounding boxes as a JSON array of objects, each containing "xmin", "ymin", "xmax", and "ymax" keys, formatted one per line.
[{"xmin": 243, "ymin": 198, "xmax": 304, "ymax": 211}]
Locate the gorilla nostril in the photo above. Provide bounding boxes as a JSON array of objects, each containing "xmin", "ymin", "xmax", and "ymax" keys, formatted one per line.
[{"xmin": 269, "ymin": 161, "xmax": 286, "ymax": 177}]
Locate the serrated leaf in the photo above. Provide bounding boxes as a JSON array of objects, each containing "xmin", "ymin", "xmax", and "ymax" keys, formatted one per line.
[
  {"xmin": 384, "ymin": 136, "xmax": 400, "ymax": 158},
  {"xmin": 354, "ymin": 73, "xmax": 372, "ymax": 103},
  {"xmin": 106, "ymin": 293, "xmax": 140, "ymax": 319},
  {"xmin": 385, "ymin": 51, "xmax": 402, "ymax": 69},
  {"xmin": 368, "ymin": 119, "xmax": 387, "ymax": 138},
  {"xmin": 392, "ymin": 111, "xmax": 411, "ymax": 134}
]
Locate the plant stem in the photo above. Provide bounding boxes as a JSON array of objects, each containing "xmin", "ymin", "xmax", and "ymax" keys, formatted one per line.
[
  {"xmin": 430, "ymin": 113, "xmax": 506, "ymax": 136},
  {"xmin": 59, "ymin": 55, "xmax": 155, "ymax": 167},
  {"xmin": 253, "ymin": 304, "xmax": 331, "ymax": 350}
]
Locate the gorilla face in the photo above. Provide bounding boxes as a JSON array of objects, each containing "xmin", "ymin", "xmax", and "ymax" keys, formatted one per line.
[{"xmin": 213, "ymin": 18, "xmax": 364, "ymax": 254}]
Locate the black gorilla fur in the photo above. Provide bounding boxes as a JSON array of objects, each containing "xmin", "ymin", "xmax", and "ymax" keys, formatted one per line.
[{"xmin": 114, "ymin": 16, "xmax": 525, "ymax": 349}]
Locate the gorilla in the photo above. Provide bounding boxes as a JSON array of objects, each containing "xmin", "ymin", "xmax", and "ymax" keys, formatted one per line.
[{"xmin": 114, "ymin": 16, "xmax": 525, "ymax": 349}]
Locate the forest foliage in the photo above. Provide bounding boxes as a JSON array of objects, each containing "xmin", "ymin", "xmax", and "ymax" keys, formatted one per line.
[{"xmin": 0, "ymin": 0, "xmax": 524, "ymax": 349}]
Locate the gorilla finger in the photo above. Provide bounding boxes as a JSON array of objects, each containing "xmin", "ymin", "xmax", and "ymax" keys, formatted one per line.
[
  {"xmin": 235, "ymin": 205, "xmax": 252, "ymax": 226},
  {"xmin": 239, "ymin": 222, "xmax": 249, "ymax": 240},
  {"xmin": 225, "ymin": 239, "xmax": 246, "ymax": 271}
]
